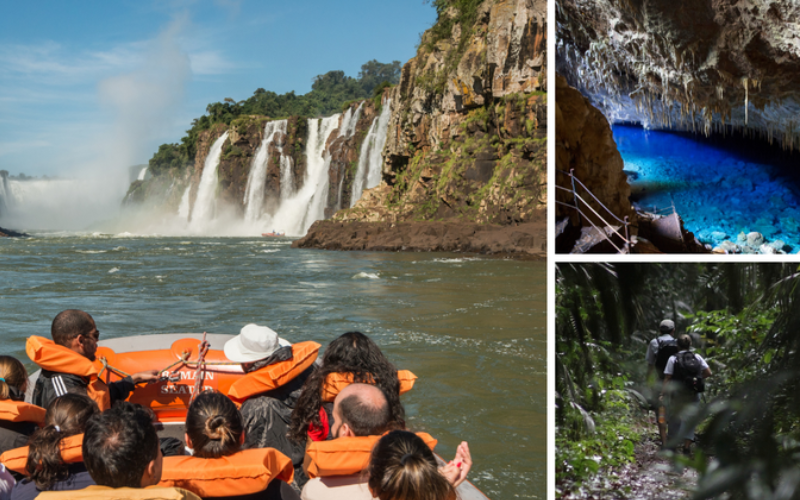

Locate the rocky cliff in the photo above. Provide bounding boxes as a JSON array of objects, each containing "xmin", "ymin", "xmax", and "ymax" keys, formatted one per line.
[
  {"xmin": 557, "ymin": 0, "xmax": 800, "ymax": 147},
  {"xmin": 294, "ymin": 0, "xmax": 547, "ymax": 256}
]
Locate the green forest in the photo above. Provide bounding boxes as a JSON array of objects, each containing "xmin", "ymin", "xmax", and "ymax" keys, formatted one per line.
[
  {"xmin": 556, "ymin": 263, "xmax": 800, "ymax": 500},
  {"xmin": 146, "ymin": 59, "xmax": 401, "ymax": 178}
]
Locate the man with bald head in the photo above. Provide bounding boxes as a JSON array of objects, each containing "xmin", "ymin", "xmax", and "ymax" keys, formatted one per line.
[
  {"xmin": 31, "ymin": 309, "xmax": 158, "ymax": 409},
  {"xmin": 330, "ymin": 383, "xmax": 391, "ymax": 439},
  {"xmin": 301, "ymin": 383, "xmax": 393, "ymax": 500}
]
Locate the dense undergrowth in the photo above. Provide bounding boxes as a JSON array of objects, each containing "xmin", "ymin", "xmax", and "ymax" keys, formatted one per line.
[{"xmin": 557, "ymin": 263, "xmax": 800, "ymax": 500}]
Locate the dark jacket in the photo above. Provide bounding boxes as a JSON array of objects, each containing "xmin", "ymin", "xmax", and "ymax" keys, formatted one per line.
[
  {"xmin": 0, "ymin": 387, "xmax": 40, "ymax": 458},
  {"xmin": 241, "ymin": 366, "xmax": 314, "ymax": 489},
  {"xmin": 31, "ymin": 370, "xmax": 134, "ymax": 410},
  {"xmin": 10, "ymin": 463, "xmax": 95, "ymax": 500},
  {"xmin": 0, "ymin": 420, "xmax": 38, "ymax": 457}
]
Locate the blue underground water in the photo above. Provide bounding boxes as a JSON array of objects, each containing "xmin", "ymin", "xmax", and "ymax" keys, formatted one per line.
[{"xmin": 613, "ymin": 125, "xmax": 800, "ymax": 252}]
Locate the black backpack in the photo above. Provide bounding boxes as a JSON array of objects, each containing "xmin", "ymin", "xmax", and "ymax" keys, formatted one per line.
[
  {"xmin": 672, "ymin": 351, "xmax": 705, "ymax": 393},
  {"xmin": 654, "ymin": 338, "xmax": 679, "ymax": 379}
]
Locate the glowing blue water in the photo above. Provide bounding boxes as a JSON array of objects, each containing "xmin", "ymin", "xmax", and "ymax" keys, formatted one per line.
[{"xmin": 613, "ymin": 125, "xmax": 800, "ymax": 252}]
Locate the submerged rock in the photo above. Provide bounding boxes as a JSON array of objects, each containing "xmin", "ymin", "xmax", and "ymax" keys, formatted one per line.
[{"xmin": 746, "ymin": 232, "xmax": 764, "ymax": 247}]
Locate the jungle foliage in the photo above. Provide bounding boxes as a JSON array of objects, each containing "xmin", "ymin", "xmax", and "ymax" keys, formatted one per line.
[
  {"xmin": 557, "ymin": 263, "xmax": 800, "ymax": 500},
  {"xmin": 146, "ymin": 60, "xmax": 401, "ymax": 178}
]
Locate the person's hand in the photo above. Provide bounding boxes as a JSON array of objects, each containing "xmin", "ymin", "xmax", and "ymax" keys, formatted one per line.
[
  {"xmin": 439, "ymin": 442, "xmax": 471, "ymax": 488},
  {"xmin": 131, "ymin": 370, "xmax": 160, "ymax": 384}
]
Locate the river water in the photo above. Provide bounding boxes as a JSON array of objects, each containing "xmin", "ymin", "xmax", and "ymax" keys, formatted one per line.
[{"xmin": 0, "ymin": 233, "xmax": 545, "ymax": 499}]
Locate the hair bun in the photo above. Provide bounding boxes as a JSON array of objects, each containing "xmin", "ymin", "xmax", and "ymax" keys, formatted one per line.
[{"xmin": 206, "ymin": 415, "xmax": 227, "ymax": 440}]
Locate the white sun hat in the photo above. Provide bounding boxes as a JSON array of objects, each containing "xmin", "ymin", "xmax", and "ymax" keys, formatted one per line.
[{"xmin": 224, "ymin": 323, "xmax": 291, "ymax": 363}]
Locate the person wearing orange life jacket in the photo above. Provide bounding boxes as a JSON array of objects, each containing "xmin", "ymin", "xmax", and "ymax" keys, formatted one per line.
[
  {"xmin": 8, "ymin": 394, "xmax": 99, "ymax": 500},
  {"xmin": 29, "ymin": 310, "xmax": 158, "ymax": 411},
  {"xmin": 159, "ymin": 391, "xmax": 299, "ymax": 500},
  {"xmin": 0, "ymin": 356, "xmax": 44, "ymax": 459},
  {"xmin": 302, "ymin": 384, "xmax": 472, "ymax": 500},
  {"xmin": 289, "ymin": 332, "xmax": 407, "ymax": 445},
  {"xmin": 367, "ymin": 430, "xmax": 472, "ymax": 500},
  {"xmin": 223, "ymin": 324, "xmax": 320, "ymax": 489},
  {"xmin": 301, "ymin": 383, "xmax": 394, "ymax": 500},
  {"xmin": 36, "ymin": 401, "xmax": 202, "ymax": 500}
]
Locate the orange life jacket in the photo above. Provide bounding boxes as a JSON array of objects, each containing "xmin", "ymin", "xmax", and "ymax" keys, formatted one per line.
[
  {"xmin": 320, "ymin": 370, "xmax": 418, "ymax": 403},
  {"xmin": 36, "ymin": 485, "xmax": 202, "ymax": 500},
  {"xmin": 304, "ymin": 432, "xmax": 437, "ymax": 479},
  {"xmin": 159, "ymin": 448, "xmax": 294, "ymax": 498},
  {"xmin": 227, "ymin": 342, "xmax": 320, "ymax": 405},
  {"xmin": 0, "ymin": 433, "xmax": 84, "ymax": 475},
  {"xmin": 26, "ymin": 336, "xmax": 111, "ymax": 411},
  {"xmin": 0, "ymin": 400, "xmax": 46, "ymax": 425}
]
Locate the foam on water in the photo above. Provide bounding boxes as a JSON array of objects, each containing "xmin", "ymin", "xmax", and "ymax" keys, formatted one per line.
[{"xmin": 352, "ymin": 272, "xmax": 380, "ymax": 279}]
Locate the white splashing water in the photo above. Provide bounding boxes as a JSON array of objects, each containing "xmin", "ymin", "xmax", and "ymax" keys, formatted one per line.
[
  {"xmin": 137, "ymin": 167, "xmax": 148, "ymax": 181},
  {"xmin": 177, "ymin": 185, "xmax": 191, "ymax": 220},
  {"xmin": 260, "ymin": 115, "xmax": 340, "ymax": 235},
  {"xmin": 189, "ymin": 131, "xmax": 229, "ymax": 227},
  {"xmin": 243, "ymin": 120, "xmax": 288, "ymax": 221},
  {"xmin": 351, "ymin": 99, "xmax": 392, "ymax": 207},
  {"xmin": 0, "ymin": 178, "xmax": 127, "ymax": 231}
]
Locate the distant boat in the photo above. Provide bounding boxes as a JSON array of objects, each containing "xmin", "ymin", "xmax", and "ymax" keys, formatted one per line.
[{"xmin": 261, "ymin": 231, "xmax": 285, "ymax": 237}]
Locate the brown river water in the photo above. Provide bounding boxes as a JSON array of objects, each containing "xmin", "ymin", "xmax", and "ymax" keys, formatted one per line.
[{"xmin": 0, "ymin": 233, "xmax": 546, "ymax": 498}]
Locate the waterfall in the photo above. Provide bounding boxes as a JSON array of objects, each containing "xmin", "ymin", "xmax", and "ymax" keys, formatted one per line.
[
  {"xmin": 189, "ymin": 131, "xmax": 229, "ymax": 227},
  {"xmin": 261, "ymin": 115, "xmax": 340, "ymax": 235},
  {"xmin": 137, "ymin": 167, "xmax": 148, "ymax": 181},
  {"xmin": 243, "ymin": 120, "xmax": 288, "ymax": 221},
  {"xmin": 177, "ymin": 185, "xmax": 191, "ymax": 220},
  {"xmin": 0, "ymin": 174, "xmax": 8, "ymax": 212},
  {"xmin": 351, "ymin": 99, "xmax": 392, "ymax": 207},
  {"xmin": 279, "ymin": 154, "xmax": 294, "ymax": 202}
]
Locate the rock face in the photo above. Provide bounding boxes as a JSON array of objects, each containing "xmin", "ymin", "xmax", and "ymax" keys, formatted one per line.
[
  {"xmin": 557, "ymin": 0, "xmax": 800, "ymax": 148},
  {"xmin": 217, "ymin": 116, "xmax": 308, "ymax": 216},
  {"xmin": 324, "ymin": 102, "xmax": 379, "ymax": 217},
  {"xmin": 293, "ymin": 218, "xmax": 546, "ymax": 259},
  {"xmin": 335, "ymin": 0, "xmax": 547, "ymax": 230},
  {"xmin": 555, "ymin": 73, "xmax": 633, "ymax": 227}
]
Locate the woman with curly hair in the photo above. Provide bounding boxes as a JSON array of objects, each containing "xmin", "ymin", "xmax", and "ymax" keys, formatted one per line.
[{"xmin": 288, "ymin": 332, "xmax": 406, "ymax": 445}]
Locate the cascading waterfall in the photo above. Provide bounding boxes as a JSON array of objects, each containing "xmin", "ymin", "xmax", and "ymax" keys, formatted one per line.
[
  {"xmin": 0, "ymin": 174, "xmax": 9, "ymax": 212},
  {"xmin": 177, "ymin": 185, "xmax": 191, "ymax": 221},
  {"xmin": 334, "ymin": 103, "xmax": 364, "ymax": 210},
  {"xmin": 260, "ymin": 115, "xmax": 340, "ymax": 235},
  {"xmin": 137, "ymin": 167, "xmax": 148, "ymax": 181},
  {"xmin": 243, "ymin": 120, "xmax": 289, "ymax": 221},
  {"xmin": 351, "ymin": 99, "xmax": 392, "ymax": 207},
  {"xmin": 189, "ymin": 131, "xmax": 229, "ymax": 227}
]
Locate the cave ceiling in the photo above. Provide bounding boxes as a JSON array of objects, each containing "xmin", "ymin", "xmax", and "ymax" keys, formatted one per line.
[{"xmin": 556, "ymin": 0, "xmax": 800, "ymax": 149}]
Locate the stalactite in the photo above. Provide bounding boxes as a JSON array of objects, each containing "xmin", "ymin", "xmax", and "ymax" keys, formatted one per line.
[{"xmin": 742, "ymin": 77, "xmax": 749, "ymax": 126}]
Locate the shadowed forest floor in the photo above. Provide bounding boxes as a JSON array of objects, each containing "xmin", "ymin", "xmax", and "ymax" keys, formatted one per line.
[{"xmin": 560, "ymin": 414, "xmax": 699, "ymax": 500}]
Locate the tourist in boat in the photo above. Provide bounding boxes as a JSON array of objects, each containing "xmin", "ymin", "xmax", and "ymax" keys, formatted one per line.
[
  {"xmin": 301, "ymin": 383, "xmax": 395, "ymax": 499},
  {"xmin": 9, "ymin": 394, "xmax": 98, "ymax": 500},
  {"xmin": 28, "ymin": 310, "xmax": 159, "ymax": 410},
  {"xmin": 158, "ymin": 391, "xmax": 299, "ymax": 500},
  {"xmin": 289, "ymin": 332, "xmax": 406, "ymax": 444},
  {"xmin": 0, "ymin": 356, "xmax": 43, "ymax": 457},
  {"xmin": 367, "ymin": 430, "xmax": 472, "ymax": 500},
  {"xmin": 55, "ymin": 401, "xmax": 202, "ymax": 500},
  {"xmin": 223, "ymin": 324, "xmax": 320, "ymax": 487}
]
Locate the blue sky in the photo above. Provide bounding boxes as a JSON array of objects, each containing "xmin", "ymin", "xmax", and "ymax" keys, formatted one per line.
[{"xmin": 0, "ymin": 0, "xmax": 437, "ymax": 177}]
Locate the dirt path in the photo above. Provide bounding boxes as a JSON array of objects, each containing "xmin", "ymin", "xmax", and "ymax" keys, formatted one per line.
[{"xmin": 561, "ymin": 419, "xmax": 698, "ymax": 499}]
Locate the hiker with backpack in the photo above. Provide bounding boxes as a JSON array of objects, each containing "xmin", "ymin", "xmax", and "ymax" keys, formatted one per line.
[
  {"xmin": 660, "ymin": 334, "xmax": 712, "ymax": 454},
  {"xmin": 646, "ymin": 319, "xmax": 679, "ymax": 447}
]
